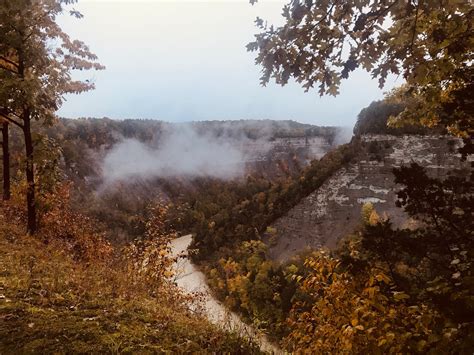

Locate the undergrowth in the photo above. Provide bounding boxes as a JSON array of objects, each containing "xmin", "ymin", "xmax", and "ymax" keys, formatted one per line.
[{"xmin": 0, "ymin": 201, "xmax": 260, "ymax": 354}]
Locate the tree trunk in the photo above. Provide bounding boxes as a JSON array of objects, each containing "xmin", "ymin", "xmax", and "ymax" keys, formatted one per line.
[
  {"xmin": 2, "ymin": 122, "xmax": 10, "ymax": 200},
  {"xmin": 23, "ymin": 111, "xmax": 36, "ymax": 234}
]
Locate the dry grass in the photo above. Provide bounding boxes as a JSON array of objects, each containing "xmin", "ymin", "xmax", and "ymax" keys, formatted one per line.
[{"xmin": 0, "ymin": 208, "xmax": 260, "ymax": 354}]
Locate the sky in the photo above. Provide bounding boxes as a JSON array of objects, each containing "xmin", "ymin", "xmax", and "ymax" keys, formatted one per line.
[{"xmin": 58, "ymin": 0, "xmax": 401, "ymax": 127}]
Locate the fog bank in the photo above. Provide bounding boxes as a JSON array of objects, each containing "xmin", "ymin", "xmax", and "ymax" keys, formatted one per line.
[{"xmin": 101, "ymin": 125, "xmax": 245, "ymax": 185}]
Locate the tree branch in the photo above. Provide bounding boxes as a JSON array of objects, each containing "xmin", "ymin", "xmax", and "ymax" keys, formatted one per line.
[
  {"xmin": 0, "ymin": 55, "xmax": 19, "ymax": 70},
  {"xmin": 410, "ymin": 0, "xmax": 421, "ymax": 52},
  {"xmin": 0, "ymin": 111, "xmax": 24, "ymax": 129},
  {"xmin": 366, "ymin": 1, "xmax": 398, "ymax": 25}
]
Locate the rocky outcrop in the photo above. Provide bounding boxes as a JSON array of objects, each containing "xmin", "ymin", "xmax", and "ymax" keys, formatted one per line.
[
  {"xmin": 267, "ymin": 135, "xmax": 470, "ymax": 261},
  {"xmin": 243, "ymin": 136, "xmax": 331, "ymax": 163},
  {"xmin": 244, "ymin": 136, "xmax": 334, "ymax": 178}
]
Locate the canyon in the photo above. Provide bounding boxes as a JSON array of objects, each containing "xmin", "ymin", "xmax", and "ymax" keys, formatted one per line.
[{"xmin": 266, "ymin": 134, "xmax": 471, "ymax": 261}]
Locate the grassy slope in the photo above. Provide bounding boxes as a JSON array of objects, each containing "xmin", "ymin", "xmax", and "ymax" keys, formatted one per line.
[{"xmin": 0, "ymin": 212, "xmax": 260, "ymax": 354}]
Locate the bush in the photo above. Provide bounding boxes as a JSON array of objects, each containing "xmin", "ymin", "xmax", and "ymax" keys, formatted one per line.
[{"xmin": 0, "ymin": 199, "xmax": 260, "ymax": 353}]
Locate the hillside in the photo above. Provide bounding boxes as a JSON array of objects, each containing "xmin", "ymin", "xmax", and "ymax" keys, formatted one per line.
[
  {"xmin": 185, "ymin": 132, "xmax": 472, "ymax": 352},
  {"xmin": 266, "ymin": 134, "xmax": 471, "ymax": 260},
  {"xmin": 0, "ymin": 203, "xmax": 260, "ymax": 353}
]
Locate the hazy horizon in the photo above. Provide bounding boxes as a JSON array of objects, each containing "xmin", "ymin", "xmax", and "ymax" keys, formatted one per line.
[{"xmin": 58, "ymin": 0, "xmax": 401, "ymax": 127}]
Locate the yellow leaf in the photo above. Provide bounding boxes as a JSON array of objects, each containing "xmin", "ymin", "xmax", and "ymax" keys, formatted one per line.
[
  {"xmin": 387, "ymin": 332, "xmax": 395, "ymax": 341},
  {"xmin": 393, "ymin": 292, "xmax": 410, "ymax": 301}
]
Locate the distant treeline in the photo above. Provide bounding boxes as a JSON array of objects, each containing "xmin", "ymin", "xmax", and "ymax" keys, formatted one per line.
[
  {"xmin": 353, "ymin": 100, "xmax": 439, "ymax": 136},
  {"xmin": 55, "ymin": 117, "xmax": 338, "ymax": 145}
]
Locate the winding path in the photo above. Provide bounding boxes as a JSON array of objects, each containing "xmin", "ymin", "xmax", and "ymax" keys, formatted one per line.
[{"xmin": 170, "ymin": 234, "xmax": 282, "ymax": 354}]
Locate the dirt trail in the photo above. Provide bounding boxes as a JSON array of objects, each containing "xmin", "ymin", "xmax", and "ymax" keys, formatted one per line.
[{"xmin": 170, "ymin": 234, "xmax": 282, "ymax": 354}]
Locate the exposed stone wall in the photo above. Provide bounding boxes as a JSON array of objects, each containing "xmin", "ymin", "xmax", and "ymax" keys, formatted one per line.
[
  {"xmin": 243, "ymin": 136, "xmax": 331, "ymax": 163},
  {"xmin": 244, "ymin": 136, "xmax": 333, "ymax": 179},
  {"xmin": 267, "ymin": 135, "xmax": 470, "ymax": 261}
]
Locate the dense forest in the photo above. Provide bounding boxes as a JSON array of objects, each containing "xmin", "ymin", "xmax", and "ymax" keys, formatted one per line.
[
  {"xmin": 1, "ymin": 117, "xmax": 342, "ymax": 241},
  {"xmin": 1, "ymin": 0, "xmax": 473, "ymax": 353}
]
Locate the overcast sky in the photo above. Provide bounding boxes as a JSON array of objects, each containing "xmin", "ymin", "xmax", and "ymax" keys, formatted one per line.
[{"xmin": 58, "ymin": 0, "xmax": 400, "ymax": 127}]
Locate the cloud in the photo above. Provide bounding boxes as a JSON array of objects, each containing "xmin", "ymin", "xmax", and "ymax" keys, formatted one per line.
[
  {"xmin": 101, "ymin": 125, "xmax": 245, "ymax": 185},
  {"xmin": 333, "ymin": 126, "xmax": 353, "ymax": 146}
]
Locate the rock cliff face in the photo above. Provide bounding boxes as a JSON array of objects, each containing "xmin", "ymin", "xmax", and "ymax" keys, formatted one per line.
[
  {"xmin": 267, "ymin": 135, "xmax": 470, "ymax": 261},
  {"xmin": 243, "ymin": 136, "xmax": 331, "ymax": 163},
  {"xmin": 243, "ymin": 136, "xmax": 334, "ymax": 178}
]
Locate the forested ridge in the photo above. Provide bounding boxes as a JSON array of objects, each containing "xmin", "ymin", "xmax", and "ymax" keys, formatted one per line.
[
  {"xmin": 1, "ymin": 0, "xmax": 473, "ymax": 353},
  {"xmin": 2, "ymin": 117, "xmax": 341, "ymax": 242}
]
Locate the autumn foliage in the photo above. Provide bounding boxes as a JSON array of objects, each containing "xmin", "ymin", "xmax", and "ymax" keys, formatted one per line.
[
  {"xmin": 0, "ymin": 188, "xmax": 259, "ymax": 353},
  {"xmin": 285, "ymin": 253, "xmax": 441, "ymax": 353}
]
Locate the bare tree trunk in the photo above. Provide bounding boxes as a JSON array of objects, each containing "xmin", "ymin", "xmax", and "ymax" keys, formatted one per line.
[
  {"xmin": 23, "ymin": 110, "xmax": 36, "ymax": 234},
  {"xmin": 1, "ymin": 122, "xmax": 10, "ymax": 200}
]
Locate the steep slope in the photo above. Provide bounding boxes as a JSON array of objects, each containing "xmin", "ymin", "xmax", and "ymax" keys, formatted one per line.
[
  {"xmin": 266, "ymin": 134, "xmax": 470, "ymax": 261},
  {"xmin": 0, "ymin": 208, "xmax": 260, "ymax": 354}
]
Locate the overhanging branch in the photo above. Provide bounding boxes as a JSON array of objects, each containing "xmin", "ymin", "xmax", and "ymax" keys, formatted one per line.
[
  {"xmin": 0, "ymin": 111, "xmax": 24, "ymax": 129},
  {"xmin": 0, "ymin": 55, "xmax": 19, "ymax": 69},
  {"xmin": 0, "ymin": 56, "xmax": 20, "ymax": 75}
]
